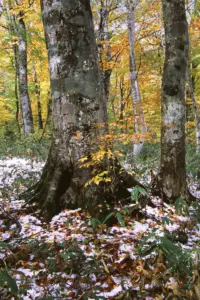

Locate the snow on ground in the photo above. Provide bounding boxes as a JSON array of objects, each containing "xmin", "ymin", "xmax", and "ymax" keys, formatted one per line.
[
  {"xmin": 0, "ymin": 157, "xmax": 44, "ymax": 189},
  {"xmin": 0, "ymin": 158, "xmax": 200, "ymax": 299}
]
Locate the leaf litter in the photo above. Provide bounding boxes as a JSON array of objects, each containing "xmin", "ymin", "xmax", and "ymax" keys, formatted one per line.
[{"xmin": 0, "ymin": 158, "xmax": 200, "ymax": 299}]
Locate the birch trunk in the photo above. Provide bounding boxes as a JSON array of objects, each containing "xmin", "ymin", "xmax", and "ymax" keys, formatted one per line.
[
  {"xmin": 126, "ymin": 0, "xmax": 147, "ymax": 155},
  {"xmin": 28, "ymin": 0, "xmax": 139, "ymax": 221},
  {"xmin": 160, "ymin": 0, "xmax": 189, "ymax": 200}
]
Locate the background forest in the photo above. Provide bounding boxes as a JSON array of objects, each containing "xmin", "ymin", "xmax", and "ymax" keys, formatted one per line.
[
  {"xmin": 0, "ymin": 0, "xmax": 199, "ymax": 159},
  {"xmin": 0, "ymin": 0, "xmax": 200, "ymax": 299}
]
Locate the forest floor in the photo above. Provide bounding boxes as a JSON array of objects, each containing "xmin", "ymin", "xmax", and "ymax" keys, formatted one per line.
[{"xmin": 0, "ymin": 157, "xmax": 200, "ymax": 300}]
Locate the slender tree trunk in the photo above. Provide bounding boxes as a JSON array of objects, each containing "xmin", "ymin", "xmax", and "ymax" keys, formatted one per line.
[
  {"xmin": 5, "ymin": 0, "xmax": 35, "ymax": 135},
  {"xmin": 13, "ymin": 44, "xmax": 21, "ymax": 134},
  {"xmin": 15, "ymin": 71, "xmax": 21, "ymax": 134},
  {"xmin": 187, "ymin": 68, "xmax": 200, "ymax": 152},
  {"xmin": 110, "ymin": 73, "xmax": 118, "ymax": 122},
  {"xmin": 3, "ymin": 2, "xmax": 23, "ymax": 134},
  {"xmin": 17, "ymin": 14, "xmax": 34, "ymax": 135},
  {"xmin": 33, "ymin": 67, "xmax": 43, "ymax": 130},
  {"xmin": 160, "ymin": 0, "xmax": 189, "ymax": 200},
  {"xmin": 119, "ymin": 77, "xmax": 125, "ymax": 124},
  {"xmin": 126, "ymin": 0, "xmax": 147, "ymax": 155},
  {"xmin": 97, "ymin": 0, "xmax": 112, "ymax": 124},
  {"xmin": 26, "ymin": 0, "xmax": 141, "ymax": 222}
]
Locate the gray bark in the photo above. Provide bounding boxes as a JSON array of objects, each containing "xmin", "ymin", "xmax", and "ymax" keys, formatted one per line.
[
  {"xmin": 187, "ymin": 68, "xmax": 200, "ymax": 152},
  {"xmin": 160, "ymin": 0, "xmax": 189, "ymax": 200},
  {"xmin": 119, "ymin": 76, "xmax": 126, "ymax": 124},
  {"xmin": 95, "ymin": 0, "xmax": 113, "ymax": 126},
  {"xmin": 126, "ymin": 0, "xmax": 147, "ymax": 155},
  {"xmin": 13, "ymin": 44, "xmax": 21, "ymax": 134},
  {"xmin": 3, "ymin": 1, "xmax": 33, "ymax": 135},
  {"xmin": 27, "ymin": 0, "xmax": 141, "ymax": 222},
  {"xmin": 97, "ymin": 0, "xmax": 112, "ymax": 104},
  {"xmin": 30, "ymin": 0, "xmax": 112, "ymax": 219},
  {"xmin": 119, "ymin": 76, "xmax": 131, "ymax": 133},
  {"xmin": 44, "ymin": 95, "xmax": 52, "ymax": 135},
  {"xmin": 5, "ymin": 0, "xmax": 34, "ymax": 136},
  {"xmin": 17, "ymin": 14, "xmax": 34, "ymax": 135},
  {"xmin": 33, "ymin": 67, "xmax": 43, "ymax": 130}
]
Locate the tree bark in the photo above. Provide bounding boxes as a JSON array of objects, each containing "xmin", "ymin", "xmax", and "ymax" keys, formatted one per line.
[
  {"xmin": 126, "ymin": 0, "xmax": 147, "ymax": 155},
  {"xmin": 3, "ymin": 1, "xmax": 33, "ymax": 135},
  {"xmin": 160, "ymin": 0, "xmax": 189, "ymax": 200},
  {"xmin": 187, "ymin": 67, "xmax": 200, "ymax": 153},
  {"xmin": 13, "ymin": 44, "xmax": 21, "ymax": 135},
  {"xmin": 33, "ymin": 66, "xmax": 43, "ymax": 130},
  {"xmin": 97, "ymin": 0, "xmax": 112, "ymax": 123},
  {"xmin": 119, "ymin": 76, "xmax": 126, "ymax": 126},
  {"xmin": 44, "ymin": 94, "xmax": 52, "ymax": 135},
  {"xmin": 27, "ymin": 0, "xmax": 141, "ymax": 222},
  {"xmin": 17, "ymin": 13, "xmax": 34, "ymax": 135}
]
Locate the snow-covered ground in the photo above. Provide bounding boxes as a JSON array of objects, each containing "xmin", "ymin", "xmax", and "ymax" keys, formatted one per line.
[
  {"xmin": 0, "ymin": 158, "xmax": 44, "ymax": 189},
  {"xmin": 0, "ymin": 158, "xmax": 200, "ymax": 299}
]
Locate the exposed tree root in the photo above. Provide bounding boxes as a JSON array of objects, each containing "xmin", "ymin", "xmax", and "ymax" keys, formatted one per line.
[
  {"xmin": 21, "ymin": 154, "xmax": 149, "ymax": 224},
  {"xmin": 22, "ymin": 158, "xmax": 200, "ymax": 226},
  {"xmin": 150, "ymin": 170, "xmax": 199, "ymax": 203}
]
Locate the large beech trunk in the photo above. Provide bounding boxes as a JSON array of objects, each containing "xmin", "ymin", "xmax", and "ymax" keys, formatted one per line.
[
  {"xmin": 28, "ymin": 0, "xmax": 141, "ymax": 221},
  {"xmin": 160, "ymin": 0, "xmax": 189, "ymax": 200}
]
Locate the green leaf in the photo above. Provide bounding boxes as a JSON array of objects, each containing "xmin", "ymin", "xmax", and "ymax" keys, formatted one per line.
[
  {"xmin": 91, "ymin": 218, "xmax": 101, "ymax": 229},
  {"xmin": 175, "ymin": 197, "xmax": 189, "ymax": 216},
  {"xmin": 162, "ymin": 217, "xmax": 173, "ymax": 226},
  {"xmin": 116, "ymin": 212, "xmax": 125, "ymax": 227},
  {"xmin": 102, "ymin": 212, "xmax": 114, "ymax": 224},
  {"xmin": 131, "ymin": 187, "xmax": 139, "ymax": 202},
  {"xmin": 0, "ymin": 271, "xmax": 18, "ymax": 295},
  {"xmin": 138, "ymin": 241, "xmax": 157, "ymax": 257},
  {"xmin": 136, "ymin": 228, "xmax": 157, "ymax": 255},
  {"xmin": 131, "ymin": 186, "xmax": 147, "ymax": 203},
  {"xmin": 0, "ymin": 241, "xmax": 12, "ymax": 249},
  {"xmin": 137, "ymin": 186, "xmax": 147, "ymax": 196}
]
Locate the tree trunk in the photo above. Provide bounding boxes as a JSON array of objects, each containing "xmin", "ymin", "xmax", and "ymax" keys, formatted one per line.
[
  {"xmin": 27, "ymin": 0, "xmax": 140, "ymax": 222},
  {"xmin": 160, "ymin": 0, "xmax": 189, "ymax": 200},
  {"xmin": 6, "ymin": 1, "xmax": 34, "ymax": 135},
  {"xmin": 44, "ymin": 95, "xmax": 52, "ymax": 135},
  {"xmin": 97, "ymin": 0, "xmax": 112, "ymax": 104},
  {"xmin": 13, "ymin": 44, "xmax": 21, "ymax": 135},
  {"xmin": 33, "ymin": 67, "xmax": 43, "ymax": 130},
  {"xmin": 3, "ymin": 2, "xmax": 30, "ymax": 135},
  {"xmin": 126, "ymin": 0, "xmax": 147, "ymax": 155},
  {"xmin": 187, "ymin": 68, "xmax": 200, "ymax": 153},
  {"xmin": 97, "ymin": 0, "xmax": 113, "ymax": 124},
  {"xmin": 119, "ymin": 76, "xmax": 125, "ymax": 130},
  {"xmin": 17, "ymin": 13, "xmax": 34, "ymax": 135}
]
